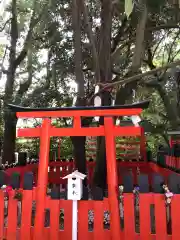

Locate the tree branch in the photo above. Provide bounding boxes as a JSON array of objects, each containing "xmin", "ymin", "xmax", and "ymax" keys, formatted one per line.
[
  {"xmin": 72, "ymin": 0, "xmax": 85, "ymax": 98},
  {"xmin": 10, "ymin": 0, "xmax": 18, "ymax": 66},
  {"xmin": 167, "ymin": 30, "xmax": 180, "ymax": 63},
  {"xmin": 22, "ymin": 49, "xmax": 52, "ymax": 106},
  {"xmin": 144, "ymin": 47, "xmax": 156, "ymax": 70},
  {"xmin": 111, "ymin": 16, "xmax": 127, "ymax": 53},
  {"xmin": 147, "ymin": 24, "xmax": 180, "ymax": 32},
  {"xmin": 81, "ymin": 0, "xmax": 100, "ymax": 83},
  {"xmin": 131, "ymin": 1, "xmax": 148, "ymax": 70},
  {"xmin": 3, "ymin": 0, "xmax": 18, "ymax": 103},
  {"xmin": 112, "ymin": 25, "xmax": 180, "ymax": 63},
  {"xmin": 96, "ymin": 59, "xmax": 180, "ymax": 93},
  {"xmin": 14, "ymin": 0, "xmax": 47, "ymax": 68},
  {"xmin": 99, "ymin": 0, "xmax": 113, "ymax": 82},
  {"xmin": 0, "ymin": 18, "xmax": 11, "ymax": 32},
  {"xmin": 14, "ymin": 46, "xmax": 33, "ymax": 104}
]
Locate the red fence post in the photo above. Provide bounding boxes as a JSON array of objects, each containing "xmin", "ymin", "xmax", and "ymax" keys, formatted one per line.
[
  {"xmin": 33, "ymin": 118, "xmax": 51, "ymax": 240},
  {"xmin": 104, "ymin": 117, "xmax": 121, "ymax": 240},
  {"xmin": 140, "ymin": 127, "xmax": 147, "ymax": 161},
  {"xmin": 58, "ymin": 138, "xmax": 61, "ymax": 159}
]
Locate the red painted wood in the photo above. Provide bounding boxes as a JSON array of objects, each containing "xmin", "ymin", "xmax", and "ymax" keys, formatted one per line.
[
  {"xmin": 18, "ymin": 126, "xmax": 142, "ymax": 137},
  {"xmin": 17, "ymin": 108, "xmax": 142, "ymax": 118},
  {"xmin": 104, "ymin": 117, "xmax": 121, "ymax": 240},
  {"xmin": 124, "ymin": 194, "xmax": 135, "ymax": 240},
  {"xmin": 58, "ymin": 138, "xmax": 61, "ymax": 159},
  {"xmin": 55, "ymin": 165, "xmax": 60, "ymax": 178},
  {"xmin": 7, "ymin": 192, "xmax": 18, "ymax": 240},
  {"xmin": 20, "ymin": 190, "xmax": 33, "ymax": 240},
  {"xmin": 139, "ymin": 194, "xmax": 151, "ymax": 240},
  {"xmin": 94, "ymin": 201, "xmax": 105, "ymax": 239},
  {"xmin": 60, "ymin": 200, "xmax": 72, "ymax": 240},
  {"xmin": 78, "ymin": 201, "xmax": 90, "ymax": 240},
  {"xmin": 0, "ymin": 191, "xmax": 4, "ymax": 239},
  {"xmin": 5, "ymin": 161, "xmax": 180, "ymax": 187},
  {"xmin": 171, "ymin": 194, "xmax": 180, "ymax": 240},
  {"xmin": 73, "ymin": 116, "xmax": 81, "ymax": 128},
  {"xmin": 140, "ymin": 127, "xmax": 147, "ymax": 161},
  {"xmin": 49, "ymin": 199, "xmax": 60, "ymax": 240},
  {"xmin": 33, "ymin": 119, "xmax": 51, "ymax": 240},
  {"xmin": 154, "ymin": 194, "xmax": 167, "ymax": 239},
  {"xmin": 44, "ymin": 228, "xmax": 49, "ymax": 240}
]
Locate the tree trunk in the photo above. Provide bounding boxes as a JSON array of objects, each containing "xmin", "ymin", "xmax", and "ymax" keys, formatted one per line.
[
  {"xmin": 93, "ymin": 91, "xmax": 112, "ymax": 192},
  {"xmin": 2, "ymin": 111, "xmax": 17, "ymax": 164},
  {"xmin": 71, "ymin": 0, "xmax": 88, "ymax": 198},
  {"xmin": 92, "ymin": 0, "xmax": 112, "ymax": 192},
  {"xmin": 93, "ymin": 0, "xmax": 148, "ymax": 191},
  {"xmin": 72, "ymin": 136, "xmax": 86, "ymax": 174}
]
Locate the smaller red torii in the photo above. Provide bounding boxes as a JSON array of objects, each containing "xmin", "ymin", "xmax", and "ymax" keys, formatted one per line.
[{"xmin": 9, "ymin": 100, "xmax": 149, "ymax": 240}]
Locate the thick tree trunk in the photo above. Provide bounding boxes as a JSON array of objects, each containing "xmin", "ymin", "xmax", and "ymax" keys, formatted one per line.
[
  {"xmin": 93, "ymin": 91, "xmax": 112, "ymax": 192},
  {"xmin": 92, "ymin": 0, "xmax": 112, "ymax": 192},
  {"xmin": 71, "ymin": 0, "xmax": 88, "ymax": 198},
  {"xmin": 93, "ymin": 0, "xmax": 148, "ymax": 191},
  {"xmin": 2, "ymin": 111, "xmax": 17, "ymax": 164},
  {"xmin": 72, "ymin": 136, "xmax": 86, "ymax": 174}
]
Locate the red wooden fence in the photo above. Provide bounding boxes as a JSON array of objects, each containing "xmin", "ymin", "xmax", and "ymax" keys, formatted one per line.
[
  {"xmin": 165, "ymin": 156, "xmax": 180, "ymax": 169},
  {"xmin": 5, "ymin": 161, "xmax": 179, "ymax": 187},
  {"xmin": 1, "ymin": 189, "xmax": 180, "ymax": 239}
]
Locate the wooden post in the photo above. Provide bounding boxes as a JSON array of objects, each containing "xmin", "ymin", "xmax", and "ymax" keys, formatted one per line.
[
  {"xmin": 104, "ymin": 117, "xmax": 121, "ymax": 240},
  {"xmin": 58, "ymin": 138, "xmax": 61, "ymax": 160},
  {"xmin": 140, "ymin": 127, "xmax": 147, "ymax": 161},
  {"xmin": 33, "ymin": 118, "xmax": 51, "ymax": 240}
]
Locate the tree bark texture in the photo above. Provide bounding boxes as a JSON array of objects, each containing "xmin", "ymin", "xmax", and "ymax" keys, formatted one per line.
[{"xmin": 92, "ymin": 0, "xmax": 113, "ymax": 191}]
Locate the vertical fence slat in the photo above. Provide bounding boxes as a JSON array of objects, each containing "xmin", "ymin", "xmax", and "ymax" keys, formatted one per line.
[
  {"xmin": 154, "ymin": 194, "xmax": 167, "ymax": 239},
  {"xmin": 171, "ymin": 195, "xmax": 180, "ymax": 240},
  {"xmin": 124, "ymin": 194, "xmax": 135, "ymax": 239},
  {"xmin": 61, "ymin": 200, "xmax": 72, "ymax": 240},
  {"xmin": 94, "ymin": 201, "xmax": 104, "ymax": 239},
  {"xmin": 7, "ymin": 192, "xmax": 18, "ymax": 240},
  {"xmin": 49, "ymin": 199, "xmax": 60, "ymax": 240},
  {"xmin": 78, "ymin": 201, "xmax": 90, "ymax": 240},
  {"xmin": 20, "ymin": 190, "xmax": 33, "ymax": 240},
  {"xmin": 0, "ymin": 191, "xmax": 4, "ymax": 239},
  {"xmin": 139, "ymin": 194, "xmax": 151, "ymax": 240}
]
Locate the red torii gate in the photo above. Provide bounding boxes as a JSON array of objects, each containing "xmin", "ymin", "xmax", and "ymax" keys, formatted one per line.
[{"xmin": 9, "ymin": 101, "xmax": 149, "ymax": 240}]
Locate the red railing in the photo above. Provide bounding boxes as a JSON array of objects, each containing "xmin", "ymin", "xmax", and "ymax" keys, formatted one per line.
[
  {"xmin": 5, "ymin": 161, "xmax": 179, "ymax": 187},
  {"xmin": 165, "ymin": 156, "xmax": 180, "ymax": 169},
  {"xmin": 1, "ymin": 189, "xmax": 180, "ymax": 239}
]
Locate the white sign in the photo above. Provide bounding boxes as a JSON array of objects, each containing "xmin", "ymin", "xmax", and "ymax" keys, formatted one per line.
[
  {"xmin": 131, "ymin": 115, "xmax": 141, "ymax": 127},
  {"xmin": 63, "ymin": 170, "xmax": 86, "ymax": 201},
  {"xmin": 63, "ymin": 171, "xmax": 86, "ymax": 240}
]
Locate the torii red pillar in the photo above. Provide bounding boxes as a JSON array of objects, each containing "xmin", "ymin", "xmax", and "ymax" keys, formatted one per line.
[
  {"xmin": 104, "ymin": 117, "xmax": 121, "ymax": 239},
  {"xmin": 33, "ymin": 118, "xmax": 51, "ymax": 240}
]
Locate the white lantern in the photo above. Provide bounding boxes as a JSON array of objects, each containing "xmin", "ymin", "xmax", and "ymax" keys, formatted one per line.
[{"xmin": 63, "ymin": 170, "xmax": 86, "ymax": 200}]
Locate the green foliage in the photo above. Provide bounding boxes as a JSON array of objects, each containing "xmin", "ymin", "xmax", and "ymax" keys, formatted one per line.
[
  {"xmin": 1, "ymin": 0, "xmax": 180, "ymax": 160},
  {"xmin": 125, "ymin": 0, "xmax": 134, "ymax": 18}
]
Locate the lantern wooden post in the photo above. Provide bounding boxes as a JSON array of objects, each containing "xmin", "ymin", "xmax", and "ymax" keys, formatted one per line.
[
  {"xmin": 104, "ymin": 117, "xmax": 121, "ymax": 240},
  {"xmin": 33, "ymin": 118, "xmax": 51, "ymax": 240}
]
